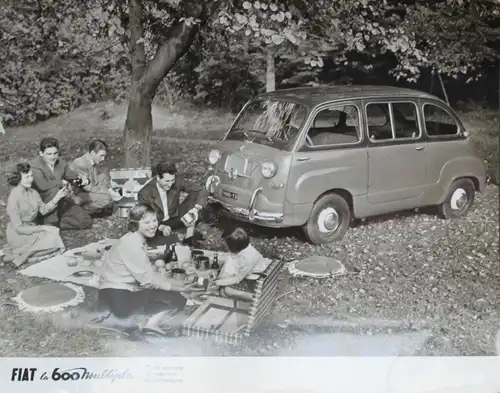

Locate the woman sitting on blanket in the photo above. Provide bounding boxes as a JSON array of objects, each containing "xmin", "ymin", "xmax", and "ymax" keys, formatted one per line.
[
  {"xmin": 213, "ymin": 227, "xmax": 270, "ymax": 287},
  {"xmin": 97, "ymin": 203, "xmax": 202, "ymax": 327},
  {"xmin": 4, "ymin": 163, "xmax": 69, "ymax": 267}
]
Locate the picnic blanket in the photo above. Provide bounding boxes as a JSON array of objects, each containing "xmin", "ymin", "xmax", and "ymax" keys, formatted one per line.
[
  {"xmin": 18, "ymin": 239, "xmax": 194, "ymax": 288},
  {"xmin": 18, "ymin": 238, "xmax": 118, "ymax": 288}
]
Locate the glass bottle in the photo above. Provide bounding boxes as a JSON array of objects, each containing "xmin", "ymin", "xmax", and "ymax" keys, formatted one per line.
[
  {"xmin": 163, "ymin": 244, "xmax": 173, "ymax": 263},
  {"xmin": 171, "ymin": 245, "xmax": 178, "ymax": 262},
  {"xmin": 211, "ymin": 252, "xmax": 219, "ymax": 270}
]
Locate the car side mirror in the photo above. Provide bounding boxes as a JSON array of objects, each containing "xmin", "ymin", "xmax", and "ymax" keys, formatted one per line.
[{"xmin": 460, "ymin": 129, "xmax": 470, "ymax": 138}]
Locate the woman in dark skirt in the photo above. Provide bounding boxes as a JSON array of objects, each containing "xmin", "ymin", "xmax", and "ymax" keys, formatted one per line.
[{"xmin": 97, "ymin": 203, "xmax": 200, "ymax": 328}]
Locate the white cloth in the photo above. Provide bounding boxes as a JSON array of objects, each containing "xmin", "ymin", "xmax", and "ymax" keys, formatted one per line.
[
  {"xmin": 17, "ymin": 241, "xmax": 202, "ymax": 288},
  {"xmin": 156, "ymin": 182, "xmax": 169, "ymax": 221},
  {"xmin": 18, "ymin": 239, "xmax": 120, "ymax": 288}
]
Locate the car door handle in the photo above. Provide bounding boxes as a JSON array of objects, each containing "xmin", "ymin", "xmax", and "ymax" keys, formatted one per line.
[
  {"xmin": 415, "ymin": 146, "xmax": 425, "ymax": 151},
  {"xmin": 297, "ymin": 156, "xmax": 310, "ymax": 161}
]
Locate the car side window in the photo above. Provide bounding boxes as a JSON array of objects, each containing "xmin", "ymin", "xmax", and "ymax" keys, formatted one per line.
[
  {"xmin": 305, "ymin": 105, "xmax": 361, "ymax": 148},
  {"xmin": 392, "ymin": 102, "xmax": 420, "ymax": 140},
  {"xmin": 423, "ymin": 103, "xmax": 460, "ymax": 137},
  {"xmin": 366, "ymin": 103, "xmax": 392, "ymax": 141},
  {"xmin": 367, "ymin": 102, "xmax": 420, "ymax": 141}
]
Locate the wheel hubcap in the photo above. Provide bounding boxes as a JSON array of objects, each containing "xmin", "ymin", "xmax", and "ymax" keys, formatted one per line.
[
  {"xmin": 317, "ymin": 207, "xmax": 340, "ymax": 233},
  {"xmin": 450, "ymin": 188, "xmax": 468, "ymax": 211}
]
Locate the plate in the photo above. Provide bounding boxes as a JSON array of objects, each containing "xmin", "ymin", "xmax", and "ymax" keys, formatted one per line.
[
  {"xmin": 287, "ymin": 256, "xmax": 346, "ymax": 278},
  {"xmin": 71, "ymin": 270, "xmax": 94, "ymax": 278}
]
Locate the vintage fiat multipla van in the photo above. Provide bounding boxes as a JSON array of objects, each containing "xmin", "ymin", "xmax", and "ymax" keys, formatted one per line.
[{"xmin": 204, "ymin": 86, "xmax": 487, "ymax": 244}]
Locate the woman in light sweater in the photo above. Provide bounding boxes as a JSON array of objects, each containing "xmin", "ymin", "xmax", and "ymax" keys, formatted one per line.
[{"xmin": 97, "ymin": 204, "xmax": 200, "ymax": 323}]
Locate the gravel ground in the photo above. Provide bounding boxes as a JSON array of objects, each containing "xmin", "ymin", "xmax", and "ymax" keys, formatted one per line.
[{"xmin": 0, "ymin": 137, "xmax": 498, "ymax": 356}]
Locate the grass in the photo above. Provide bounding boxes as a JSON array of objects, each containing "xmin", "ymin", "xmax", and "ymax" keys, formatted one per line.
[
  {"xmin": 459, "ymin": 109, "xmax": 499, "ymax": 184},
  {"xmin": 0, "ymin": 100, "xmax": 498, "ymax": 357}
]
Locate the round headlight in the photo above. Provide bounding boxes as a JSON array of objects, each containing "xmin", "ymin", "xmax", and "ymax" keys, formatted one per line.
[
  {"xmin": 208, "ymin": 149, "xmax": 221, "ymax": 164},
  {"xmin": 261, "ymin": 161, "xmax": 277, "ymax": 179}
]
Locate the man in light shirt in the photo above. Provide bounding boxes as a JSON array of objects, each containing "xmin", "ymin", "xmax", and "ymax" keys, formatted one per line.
[{"xmin": 138, "ymin": 161, "xmax": 209, "ymax": 247}]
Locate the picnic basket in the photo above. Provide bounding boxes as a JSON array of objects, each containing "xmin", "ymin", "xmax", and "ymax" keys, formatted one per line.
[
  {"xmin": 109, "ymin": 167, "xmax": 152, "ymax": 218},
  {"xmin": 181, "ymin": 258, "xmax": 284, "ymax": 345}
]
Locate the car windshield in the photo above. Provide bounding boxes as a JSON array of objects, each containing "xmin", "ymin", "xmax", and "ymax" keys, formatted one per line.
[{"xmin": 226, "ymin": 99, "xmax": 308, "ymax": 150}]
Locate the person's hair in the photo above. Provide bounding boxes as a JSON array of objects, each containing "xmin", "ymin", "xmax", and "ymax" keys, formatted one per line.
[
  {"xmin": 89, "ymin": 139, "xmax": 108, "ymax": 153},
  {"xmin": 127, "ymin": 204, "xmax": 157, "ymax": 232},
  {"xmin": 39, "ymin": 137, "xmax": 59, "ymax": 152},
  {"xmin": 6, "ymin": 163, "xmax": 31, "ymax": 186},
  {"xmin": 154, "ymin": 161, "xmax": 177, "ymax": 179},
  {"xmin": 222, "ymin": 227, "xmax": 250, "ymax": 254}
]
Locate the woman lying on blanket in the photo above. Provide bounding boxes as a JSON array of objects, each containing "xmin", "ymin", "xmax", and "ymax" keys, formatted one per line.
[
  {"xmin": 4, "ymin": 163, "xmax": 69, "ymax": 267},
  {"xmin": 213, "ymin": 227, "xmax": 271, "ymax": 287},
  {"xmin": 97, "ymin": 203, "xmax": 203, "ymax": 328}
]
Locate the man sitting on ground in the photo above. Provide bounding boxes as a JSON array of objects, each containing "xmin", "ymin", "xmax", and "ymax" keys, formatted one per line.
[
  {"xmin": 30, "ymin": 137, "xmax": 93, "ymax": 230},
  {"xmin": 69, "ymin": 139, "xmax": 119, "ymax": 216},
  {"xmin": 138, "ymin": 161, "xmax": 209, "ymax": 247}
]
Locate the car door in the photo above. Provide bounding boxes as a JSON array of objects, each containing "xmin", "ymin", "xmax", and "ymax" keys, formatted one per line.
[
  {"xmin": 421, "ymin": 100, "xmax": 469, "ymax": 184},
  {"xmin": 286, "ymin": 101, "xmax": 368, "ymax": 206},
  {"xmin": 365, "ymin": 99, "xmax": 427, "ymax": 205}
]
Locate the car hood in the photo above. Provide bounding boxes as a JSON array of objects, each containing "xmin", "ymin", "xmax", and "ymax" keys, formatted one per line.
[{"xmin": 213, "ymin": 140, "xmax": 292, "ymax": 162}]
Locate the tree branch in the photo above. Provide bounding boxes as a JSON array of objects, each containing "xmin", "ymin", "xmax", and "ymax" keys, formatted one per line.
[
  {"xmin": 128, "ymin": 0, "xmax": 146, "ymax": 83},
  {"xmin": 141, "ymin": 1, "xmax": 221, "ymax": 97},
  {"xmin": 142, "ymin": 20, "xmax": 199, "ymax": 96}
]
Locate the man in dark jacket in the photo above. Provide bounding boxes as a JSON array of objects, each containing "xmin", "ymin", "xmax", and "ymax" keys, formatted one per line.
[
  {"xmin": 138, "ymin": 161, "xmax": 209, "ymax": 246},
  {"xmin": 30, "ymin": 137, "xmax": 93, "ymax": 230}
]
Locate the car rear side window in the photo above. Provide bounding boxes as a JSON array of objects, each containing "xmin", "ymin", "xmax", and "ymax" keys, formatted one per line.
[{"xmin": 423, "ymin": 103, "xmax": 460, "ymax": 137}]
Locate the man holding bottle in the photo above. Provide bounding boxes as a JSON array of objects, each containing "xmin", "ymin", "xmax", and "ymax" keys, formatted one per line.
[{"xmin": 138, "ymin": 161, "xmax": 209, "ymax": 247}]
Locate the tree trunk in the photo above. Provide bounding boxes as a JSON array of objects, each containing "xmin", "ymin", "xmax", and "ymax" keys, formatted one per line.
[
  {"xmin": 266, "ymin": 49, "xmax": 276, "ymax": 92},
  {"xmin": 123, "ymin": 84, "xmax": 153, "ymax": 167},
  {"xmin": 124, "ymin": 0, "xmax": 147, "ymax": 167},
  {"xmin": 123, "ymin": 1, "xmax": 213, "ymax": 167}
]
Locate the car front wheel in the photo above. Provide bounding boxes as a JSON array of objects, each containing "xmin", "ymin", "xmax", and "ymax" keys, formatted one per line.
[
  {"xmin": 303, "ymin": 193, "xmax": 351, "ymax": 245},
  {"xmin": 438, "ymin": 178, "xmax": 475, "ymax": 219}
]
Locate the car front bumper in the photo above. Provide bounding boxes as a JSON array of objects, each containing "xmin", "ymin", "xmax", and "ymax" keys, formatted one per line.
[{"xmin": 206, "ymin": 176, "xmax": 284, "ymax": 224}]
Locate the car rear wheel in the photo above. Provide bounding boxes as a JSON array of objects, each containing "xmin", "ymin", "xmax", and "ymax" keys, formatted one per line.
[
  {"xmin": 438, "ymin": 178, "xmax": 475, "ymax": 219},
  {"xmin": 303, "ymin": 193, "xmax": 351, "ymax": 245}
]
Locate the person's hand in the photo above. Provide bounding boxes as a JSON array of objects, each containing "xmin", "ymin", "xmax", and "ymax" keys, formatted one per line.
[
  {"xmin": 108, "ymin": 188, "xmax": 122, "ymax": 202},
  {"xmin": 187, "ymin": 207, "xmax": 199, "ymax": 222},
  {"xmin": 80, "ymin": 176, "xmax": 90, "ymax": 187},
  {"xmin": 180, "ymin": 283, "xmax": 205, "ymax": 293},
  {"xmin": 54, "ymin": 186, "xmax": 70, "ymax": 202},
  {"xmin": 204, "ymin": 283, "xmax": 219, "ymax": 294},
  {"xmin": 158, "ymin": 224, "xmax": 172, "ymax": 236}
]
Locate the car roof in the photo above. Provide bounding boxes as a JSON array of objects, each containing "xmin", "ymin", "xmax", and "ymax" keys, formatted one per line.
[{"xmin": 256, "ymin": 85, "xmax": 445, "ymax": 107}]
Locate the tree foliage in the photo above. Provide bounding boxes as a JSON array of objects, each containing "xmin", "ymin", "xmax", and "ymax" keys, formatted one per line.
[
  {"xmin": 0, "ymin": 0, "xmax": 498, "ymax": 131},
  {"xmin": 0, "ymin": 0, "xmax": 129, "ymax": 125}
]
